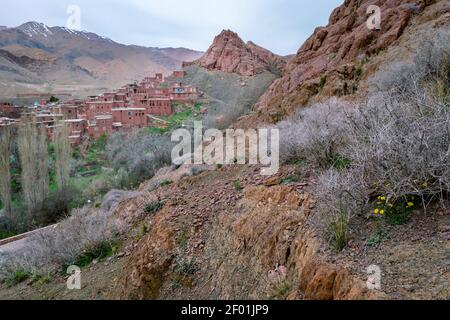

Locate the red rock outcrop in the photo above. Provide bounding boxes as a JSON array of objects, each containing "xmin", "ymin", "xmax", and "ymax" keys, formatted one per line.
[
  {"xmin": 251, "ymin": 0, "xmax": 448, "ymax": 123},
  {"xmin": 183, "ymin": 29, "xmax": 286, "ymax": 76}
]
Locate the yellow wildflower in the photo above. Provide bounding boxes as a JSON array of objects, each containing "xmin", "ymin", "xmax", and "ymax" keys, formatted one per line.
[
  {"xmin": 374, "ymin": 209, "xmax": 380, "ymax": 214},
  {"xmin": 407, "ymin": 202, "xmax": 414, "ymax": 207},
  {"xmin": 380, "ymin": 210, "xmax": 385, "ymax": 215},
  {"xmin": 380, "ymin": 196, "xmax": 386, "ymax": 201}
]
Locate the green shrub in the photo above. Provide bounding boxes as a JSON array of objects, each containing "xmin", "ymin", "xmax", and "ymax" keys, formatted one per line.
[
  {"xmin": 176, "ymin": 232, "xmax": 189, "ymax": 249},
  {"xmin": 330, "ymin": 210, "xmax": 348, "ymax": 252},
  {"xmin": 144, "ymin": 201, "xmax": 164, "ymax": 215},
  {"xmin": 68, "ymin": 240, "xmax": 119, "ymax": 269},
  {"xmin": 281, "ymin": 175, "xmax": 299, "ymax": 185},
  {"xmin": 366, "ymin": 229, "xmax": 389, "ymax": 248},
  {"xmin": 330, "ymin": 154, "xmax": 352, "ymax": 170},
  {"xmin": 373, "ymin": 196, "xmax": 415, "ymax": 225},
  {"xmin": 270, "ymin": 281, "xmax": 292, "ymax": 299},
  {"xmin": 3, "ymin": 269, "xmax": 30, "ymax": 287},
  {"xmin": 160, "ymin": 180, "xmax": 173, "ymax": 187},
  {"xmin": 233, "ymin": 180, "xmax": 243, "ymax": 191},
  {"xmin": 172, "ymin": 257, "xmax": 196, "ymax": 290}
]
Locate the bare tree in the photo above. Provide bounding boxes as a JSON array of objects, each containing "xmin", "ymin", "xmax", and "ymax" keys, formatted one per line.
[
  {"xmin": 0, "ymin": 126, "xmax": 12, "ymax": 218},
  {"xmin": 18, "ymin": 115, "xmax": 49, "ymax": 215},
  {"xmin": 54, "ymin": 123, "xmax": 71, "ymax": 191}
]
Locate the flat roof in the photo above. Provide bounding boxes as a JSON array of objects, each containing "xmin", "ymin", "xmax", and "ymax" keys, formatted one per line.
[
  {"xmin": 62, "ymin": 119, "xmax": 85, "ymax": 123},
  {"xmin": 95, "ymin": 115, "xmax": 112, "ymax": 120},
  {"xmin": 112, "ymin": 108, "xmax": 146, "ymax": 111}
]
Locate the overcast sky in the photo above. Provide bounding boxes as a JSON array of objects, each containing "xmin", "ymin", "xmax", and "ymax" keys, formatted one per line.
[{"xmin": 0, "ymin": 0, "xmax": 343, "ymax": 55}]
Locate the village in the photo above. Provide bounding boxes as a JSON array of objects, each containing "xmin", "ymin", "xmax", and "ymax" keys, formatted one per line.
[{"xmin": 0, "ymin": 70, "xmax": 201, "ymax": 145}]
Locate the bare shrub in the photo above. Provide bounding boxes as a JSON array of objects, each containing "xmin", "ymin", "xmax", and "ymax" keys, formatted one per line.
[
  {"xmin": 344, "ymin": 90, "xmax": 449, "ymax": 206},
  {"xmin": 314, "ymin": 169, "xmax": 368, "ymax": 218},
  {"xmin": 0, "ymin": 190, "xmax": 136, "ymax": 279},
  {"xmin": 106, "ymin": 130, "xmax": 173, "ymax": 187},
  {"xmin": 34, "ymin": 186, "xmax": 80, "ymax": 225},
  {"xmin": 414, "ymin": 29, "xmax": 450, "ymax": 87},
  {"xmin": 101, "ymin": 189, "xmax": 141, "ymax": 213},
  {"xmin": 311, "ymin": 30, "xmax": 450, "ymax": 234},
  {"xmin": 370, "ymin": 29, "xmax": 450, "ymax": 97},
  {"xmin": 278, "ymin": 98, "xmax": 352, "ymax": 167}
]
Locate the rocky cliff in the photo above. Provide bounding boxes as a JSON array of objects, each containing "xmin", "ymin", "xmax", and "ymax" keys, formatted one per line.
[
  {"xmin": 248, "ymin": 0, "xmax": 449, "ymax": 123},
  {"xmin": 183, "ymin": 30, "xmax": 286, "ymax": 76}
]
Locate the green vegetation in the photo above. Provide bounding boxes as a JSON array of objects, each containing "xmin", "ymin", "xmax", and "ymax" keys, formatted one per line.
[
  {"xmin": 176, "ymin": 231, "xmax": 189, "ymax": 249},
  {"xmin": 330, "ymin": 154, "xmax": 352, "ymax": 170},
  {"xmin": 30, "ymin": 272, "xmax": 52, "ymax": 285},
  {"xmin": 48, "ymin": 96, "xmax": 59, "ymax": 103},
  {"xmin": 3, "ymin": 269, "xmax": 30, "ymax": 288},
  {"xmin": 172, "ymin": 258, "xmax": 196, "ymax": 290},
  {"xmin": 159, "ymin": 180, "xmax": 173, "ymax": 187},
  {"xmin": 233, "ymin": 180, "xmax": 243, "ymax": 191},
  {"xmin": 366, "ymin": 229, "xmax": 389, "ymax": 248},
  {"xmin": 144, "ymin": 201, "xmax": 164, "ymax": 215},
  {"xmin": 319, "ymin": 75, "xmax": 327, "ymax": 89},
  {"xmin": 135, "ymin": 223, "xmax": 148, "ymax": 241},
  {"xmin": 148, "ymin": 104, "xmax": 203, "ymax": 135},
  {"xmin": 374, "ymin": 195, "xmax": 415, "ymax": 225},
  {"xmin": 281, "ymin": 175, "xmax": 299, "ymax": 185},
  {"xmin": 270, "ymin": 281, "xmax": 292, "ymax": 299},
  {"xmin": 66, "ymin": 240, "xmax": 119, "ymax": 269},
  {"xmin": 330, "ymin": 210, "xmax": 348, "ymax": 252}
]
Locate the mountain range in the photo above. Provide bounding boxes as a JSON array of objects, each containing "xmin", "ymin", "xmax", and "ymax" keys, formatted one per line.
[{"xmin": 0, "ymin": 22, "xmax": 203, "ymax": 99}]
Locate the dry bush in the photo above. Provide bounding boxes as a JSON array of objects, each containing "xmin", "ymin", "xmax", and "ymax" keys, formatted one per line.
[
  {"xmin": 106, "ymin": 130, "xmax": 173, "ymax": 187},
  {"xmin": 287, "ymin": 30, "xmax": 450, "ymax": 249},
  {"xmin": 344, "ymin": 91, "xmax": 449, "ymax": 205},
  {"xmin": 370, "ymin": 29, "xmax": 450, "ymax": 97},
  {"xmin": 278, "ymin": 98, "xmax": 352, "ymax": 167},
  {"xmin": 34, "ymin": 186, "xmax": 80, "ymax": 225},
  {"xmin": 0, "ymin": 190, "xmax": 136, "ymax": 279}
]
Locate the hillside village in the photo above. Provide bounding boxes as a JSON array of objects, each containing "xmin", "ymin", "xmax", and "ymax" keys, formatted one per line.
[
  {"xmin": 0, "ymin": 0, "xmax": 448, "ymax": 302},
  {"xmin": 0, "ymin": 70, "xmax": 200, "ymax": 145}
]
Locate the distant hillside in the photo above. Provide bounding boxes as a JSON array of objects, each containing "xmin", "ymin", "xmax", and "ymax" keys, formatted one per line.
[{"xmin": 0, "ymin": 22, "xmax": 203, "ymax": 99}]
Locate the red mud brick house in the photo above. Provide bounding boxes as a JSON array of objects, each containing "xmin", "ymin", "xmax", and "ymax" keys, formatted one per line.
[
  {"xmin": 0, "ymin": 103, "xmax": 24, "ymax": 118},
  {"xmin": 62, "ymin": 118, "xmax": 87, "ymax": 146},
  {"xmin": 112, "ymin": 107, "xmax": 147, "ymax": 130},
  {"xmin": 172, "ymin": 70, "xmax": 187, "ymax": 78},
  {"xmin": 169, "ymin": 83, "xmax": 199, "ymax": 102},
  {"xmin": 134, "ymin": 97, "xmax": 173, "ymax": 116},
  {"xmin": 35, "ymin": 112, "xmax": 64, "ymax": 140},
  {"xmin": 59, "ymin": 105, "xmax": 80, "ymax": 119},
  {"xmin": 87, "ymin": 115, "xmax": 113, "ymax": 139}
]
